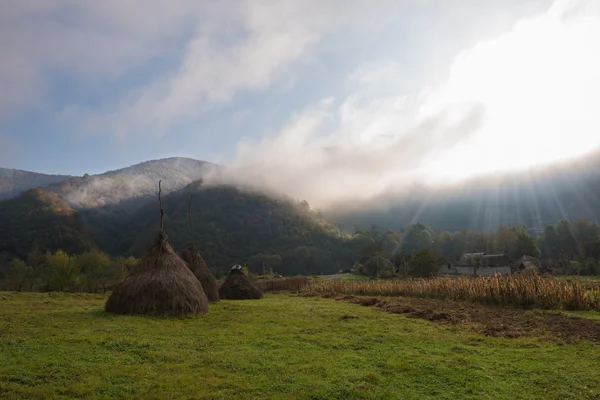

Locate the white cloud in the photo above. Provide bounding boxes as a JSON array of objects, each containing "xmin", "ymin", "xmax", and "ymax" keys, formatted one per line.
[
  {"xmin": 0, "ymin": 1, "xmax": 205, "ymax": 116},
  {"xmin": 212, "ymin": 0, "xmax": 600, "ymax": 208},
  {"xmin": 208, "ymin": 94, "xmax": 483, "ymax": 206},
  {"xmin": 425, "ymin": 0, "xmax": 600, "ymax": 180},
  {"xmin": 0, "ymin": 0, "xmax": 402, "ymax": 135}
]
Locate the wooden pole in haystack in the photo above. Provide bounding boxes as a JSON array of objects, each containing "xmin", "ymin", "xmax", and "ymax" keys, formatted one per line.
[
  {"xmin": 158, "ymin": 180, "xmax": 164, "ymax": 233},
  {"xmin": 188, "ymin": 194, "xmax": 196, "ymax": 252}
]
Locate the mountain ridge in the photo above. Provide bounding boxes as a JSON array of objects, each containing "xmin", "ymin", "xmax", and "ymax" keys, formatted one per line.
[{"xmin": 0, "ymin": 168, "xmax": 72, "ymax": 199}]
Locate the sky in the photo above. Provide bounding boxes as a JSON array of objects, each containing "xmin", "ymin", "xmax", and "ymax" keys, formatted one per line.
[{"xmin": 1, "ymin": 0, "xmax": 600, "ymax": 208}]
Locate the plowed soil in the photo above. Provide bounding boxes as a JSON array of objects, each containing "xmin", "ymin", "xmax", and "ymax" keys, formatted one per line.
[{"xmin": 317, "ymin": 293, "xmax": 600, "ymax": 343}]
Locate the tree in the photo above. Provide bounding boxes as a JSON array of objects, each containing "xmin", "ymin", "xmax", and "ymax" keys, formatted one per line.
[
  {"xmin": 46, "ymin": 250, "xmax": 79, "ymax": 292},
  {"xmin": 106, "ymin": 257, "xmax": 131, "ymax": 291},
  {"xmin": 434, "ymin": 231, "xmax": 455, "ymax": 260},
  {"xmin": 77, "ymin": 250, "xmax": 111, "ymax": 293},
  {"xmin": 512, "ymin": 230, "xmax": 541, "ymax": 259},
  {"xmin": 358, "ymin": 235, "xmax": 393, "ymax": 278},
  {"xmin": 4, "ymin": 258, "xmax": 33, "ymax": 291},
  {"xmin": 407, "ymin": 249, "xmax": 439, "ymax": 277},
  {"xmin": 555, "ymin": 219, "xmax": 576, "ymax": 260},
  {"xmin": 26, "ymin": 245, "xmax": 46, "ymax": 291},
  {"xmin": 288, "ymin": 246, "xmax": 311, "ymax": 275},
  {"xmin": 401, "ymin": 223, "xmax": 433, "ymax": 253}
]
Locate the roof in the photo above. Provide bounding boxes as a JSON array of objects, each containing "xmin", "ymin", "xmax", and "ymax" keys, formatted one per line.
[
  {"xmin": 482, "ymin": 254, "xmax": 512, "ymax": 267},
  {"xmin": 458, "ymin": 253, "xmax": 485, "ymax": 264}
]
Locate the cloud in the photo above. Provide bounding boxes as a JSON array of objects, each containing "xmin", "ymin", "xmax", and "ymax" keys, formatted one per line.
[
  {"xmin": 0, "ymin": 1, "xmax": 204, "ymax": 117},
  {"xmin": 207, "ymin": 95, "xmax": 484, "ymax": 206},
  {"xmin": 424, "ymin": 0, "xmax": 600, "ymax": 179},
  {"xmin": 0, "ymin": 0, "xmax": 402, "ymax": 137},
  {"xmin": 209, "ymin": 0, "xmax": 600, "ymax": 209}
]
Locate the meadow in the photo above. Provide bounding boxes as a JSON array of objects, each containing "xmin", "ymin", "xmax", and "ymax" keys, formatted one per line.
[{"xmin": 2, "ymin": 292, "xmax": 600, "ymax": 399}]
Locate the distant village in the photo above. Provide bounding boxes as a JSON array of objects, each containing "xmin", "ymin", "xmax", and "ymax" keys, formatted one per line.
[{"xmin": 439, "ymin": 253, "xmax": 545, "ymax": 276}]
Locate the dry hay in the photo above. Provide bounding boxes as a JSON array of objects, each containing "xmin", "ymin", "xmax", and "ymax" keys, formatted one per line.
[
  {"xmin": 105, "ymin": 232, "xmax": 209, "ymax": 316},
  {"xmin": 219, "ymin": 267, "xmax": 263, "ymax": 300},
  {"xmin": 181, "ymin": 248, "xmax": 219, "ymax": 302}
]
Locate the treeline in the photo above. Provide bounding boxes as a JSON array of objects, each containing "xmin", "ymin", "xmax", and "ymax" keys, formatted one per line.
[
  {"xmin": 2, "ymin": 215, "xmax": 600, "ymax": 290},
  {"xmin": 352, "ymin": 218, "xmax": 600, "ymax": 277},
  {"xmin": 1, "ymin": 247, "xmax": 137, "ymax": 292}
]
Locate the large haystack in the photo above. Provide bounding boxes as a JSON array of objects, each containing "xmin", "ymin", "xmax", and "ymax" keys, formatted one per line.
[
  {"xmin": 181, "ymin": 248, "xmax": 219, "ymax": 302},
  {"xmin": 219, "ymin": 265, "xmax": 263, "ymax": 300},
  {"xmin": 105, "ymin": 232, "xmax": 209, "ymax": 316}
]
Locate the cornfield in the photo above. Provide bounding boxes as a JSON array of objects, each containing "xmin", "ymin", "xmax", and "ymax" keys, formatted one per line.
[{"xmin": 306, "ymin": 274, "xmax": 600, "ymax": 310}]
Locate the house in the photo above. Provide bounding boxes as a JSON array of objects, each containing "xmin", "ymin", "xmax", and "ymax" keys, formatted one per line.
[
  {"xmin": 513, "ymin": 255, "xmax": 540, "ymax": 271},
  {"xmin": 439, "ymin": 253, "xmax": 513, "ymax": 276}
]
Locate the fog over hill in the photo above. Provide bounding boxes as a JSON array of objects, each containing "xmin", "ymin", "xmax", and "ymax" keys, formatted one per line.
[
  {"xmin": 2, "ymin": 149, "xmax": 600, "ymax": 237},
  {"xmin": 324, "ymin": 149, "xmax": 600, "ymax": 233},
  {"xmin": 0, "ymin": 157, "xmax": 219, "ymax": 210}
]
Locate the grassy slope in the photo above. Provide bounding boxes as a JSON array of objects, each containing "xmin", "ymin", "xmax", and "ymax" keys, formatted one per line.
[{"xmin": 1, "ymin": 293, "xmax": 599, "ymax": 400}]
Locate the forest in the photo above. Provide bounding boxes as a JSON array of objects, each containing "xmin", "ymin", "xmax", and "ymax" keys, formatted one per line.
[{"xmin": 1, "ymin": 213, "xmax": 599, "ymax": 292}]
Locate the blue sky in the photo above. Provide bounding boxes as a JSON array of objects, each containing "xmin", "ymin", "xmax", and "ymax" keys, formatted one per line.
[{"xmin": 1, "ymin": 0, "xmax": 600, "ymax": 207}]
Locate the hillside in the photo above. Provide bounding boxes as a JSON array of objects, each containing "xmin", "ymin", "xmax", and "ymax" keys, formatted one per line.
[
  {"xmin": 0, "ymin": 188, "xmax": 93, "ymax": 258},
  {"xmin": 0, "ymin": 168, "xmax": 71, "ymax": 199},
  {"xmin": 0, "ymin": 156, "xmax": 358, "ymax": 277},
  {"xmin": 101, "ymin": 182, "xmax": 355, "ymax": 276},
  {"xmin": 44, "ymin": 157, "xmax": 215, "ymax": 209},
  {"xmin": 0, "ymin": 182, "xmax": 357, "ymax": 277}
]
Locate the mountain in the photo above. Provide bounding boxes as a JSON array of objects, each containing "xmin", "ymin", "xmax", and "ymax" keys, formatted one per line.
[
  {"xmin": 0, "ymin": 168, "xmax": 71, "ymax": 199},
  {"xmin": 44, "ymin": 157, "xmax": 216, "ymax": 209},
  {"xmin": 327, "ymin": 150, "xmax": 600, "ymax": 234},
  {"xmin": 2, "ymin": 153, "xmax": 600, "ymax": 278},
  {"xmin": 0, "ymin": 180, "xmax": 355, "ymax": 277}
]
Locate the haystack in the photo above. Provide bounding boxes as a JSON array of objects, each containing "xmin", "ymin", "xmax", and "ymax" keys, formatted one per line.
[
  {"xmin": 105, "ymin": 232, "xmax": 209, "ymax": 316},
  {"xmin": 219, "ymin": 265, "xmax": 263, "ymax": 300},
  {"xmin": 105, "ymin": 180, "xmax": 209, "ymax": 316},
  {"xmin": 181, "ymin": 248, "xmax": 219, "ymax": 302}
]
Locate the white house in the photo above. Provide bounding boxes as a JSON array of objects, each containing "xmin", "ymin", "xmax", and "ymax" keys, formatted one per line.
[{"xmin": 439, "ymin": 253, "xmax": 513, "ymax": 276}]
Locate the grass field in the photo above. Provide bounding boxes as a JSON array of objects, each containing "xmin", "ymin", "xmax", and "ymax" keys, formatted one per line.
[{"xmin": 1, "ymin": 292, "xmax": 600, "ymax": 399}]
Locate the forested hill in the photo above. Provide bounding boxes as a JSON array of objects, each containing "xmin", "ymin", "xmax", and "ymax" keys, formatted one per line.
[
  {"xmin": 0, "ymin": 181, "xmax": 359, "ymax": 277},
  {"xmin": 44, "ymin": 157, "xmax": 215, "ymax": 209},
  {"xmin": 97, "ymin": 182, "xmax": 357, "ymax": 277},
  {"xmin": 0, "ymin": 168, "xmax": 71, "ymax": 199},
  {"xmin": 0, "ymin": 188, "xmax": 93, "ymax": 258}
]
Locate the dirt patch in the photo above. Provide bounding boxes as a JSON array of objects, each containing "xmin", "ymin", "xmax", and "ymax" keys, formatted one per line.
[{"xmin": 322, "ymin": 294, "xmax": 600, "ymax": 343}]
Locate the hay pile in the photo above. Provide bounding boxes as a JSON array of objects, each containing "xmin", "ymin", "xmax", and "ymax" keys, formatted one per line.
[
  {"xmin": 219, "ymin": 265, "xmax": 263, "ymax": 300},
  {"xmin": 181, "ymin": 248, "xmax": 219, "ymax": 302},
  {"xmin": 105, "ymin": 232, "xmax": 209, "ymax": 316}
]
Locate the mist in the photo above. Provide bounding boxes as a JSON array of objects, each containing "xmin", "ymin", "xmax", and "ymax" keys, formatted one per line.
[{"xmin": 204, "ymin": 0, "xmax": 600, "ymax": 211}]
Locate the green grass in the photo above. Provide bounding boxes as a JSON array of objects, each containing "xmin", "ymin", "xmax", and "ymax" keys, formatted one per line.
[{"xmin": 1, "ymin": 292, "xmax": 600, "ymax": 399}]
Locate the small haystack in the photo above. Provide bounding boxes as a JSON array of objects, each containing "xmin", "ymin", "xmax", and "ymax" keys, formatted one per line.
[
  {"xmin": 219, "ymin": 265, "xmax": 263, "ymax": 300},
  {"xmin": 181, "ymin": 248, "xmax": 219, "ymax": 302},
  {"xmin": 105, "ymin": 181, "xmax": 209, "ymax": 316}
]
